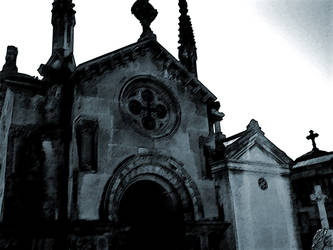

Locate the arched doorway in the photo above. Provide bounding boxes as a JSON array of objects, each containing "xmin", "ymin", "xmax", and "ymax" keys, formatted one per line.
[
  {"xmin": 118, "ymin": 180, "xmax": 185, "ymax": 250},
  {"xmin": 101, "ymin": 154, "xmax": 206, "ymax": 249}
]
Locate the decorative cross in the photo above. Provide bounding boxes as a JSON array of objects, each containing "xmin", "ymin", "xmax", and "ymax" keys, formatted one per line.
[
  {"xmin": 307, "ymin": 130, "xmax": 319, "ymax": 150},
  {"xmin": 128, "ymin": 89, "xmax": 167, "ymax": 130},
  {"xmin": 310, "ymin": 185, "xmax": 330, "ymax": 229}
]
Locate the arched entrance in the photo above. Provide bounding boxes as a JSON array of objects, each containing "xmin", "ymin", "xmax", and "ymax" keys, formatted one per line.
[
  {"xmin": 118, "ymin": 180, "xmax": 184, "ymax": 250},
  {"xmin": 100, "ymin": 154, "xmax": 206, "ymax": 249}
]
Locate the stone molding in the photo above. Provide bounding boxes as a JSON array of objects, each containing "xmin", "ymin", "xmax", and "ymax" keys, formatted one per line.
[
  {"xmin": 73, "ymin": 39, "xmax": 216, "ymax": 104},
  {"xmin": 212, "ymin": 160, "xmax": 290, "ymax": 176},
  {"xmin": 0, "ymin": 73, "xmax": 47, "ymax": 95},
  {"xmin": 224, "ymin": 120, "xmax": 292, "ymax": 166},
  {"xmin": 100, "ymin": 153, "xmax": 204, "ymax": 222},
  {"xmin": 119, "ymin": 75, "xmax": 181, "ymax": 139}
]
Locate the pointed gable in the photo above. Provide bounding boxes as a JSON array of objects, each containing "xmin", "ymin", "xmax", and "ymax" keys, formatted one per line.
[
  {"xmin": 73, "ymin": 38, "xmax": 216, "ymax": 104},
  {"xmin": 225, "ymin": 119, "xmax": 292, "ymax": 169}
]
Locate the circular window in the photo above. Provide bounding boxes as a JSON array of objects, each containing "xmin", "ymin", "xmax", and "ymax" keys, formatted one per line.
[
  {"xmin": 258, "ymin": 178, "xmax": 268, "ymax": 190},
  {"xmin": 120, "ymin": 77, "xmax": 180, "ymax": 138}
]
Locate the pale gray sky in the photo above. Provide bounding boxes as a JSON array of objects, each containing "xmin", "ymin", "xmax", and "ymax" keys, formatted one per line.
[
  {"xmin": 0, "ymin": 0, "xmax": 332, "ymax": 159},
  {"xmin": 256, "ymin": 0, "xmax": 332, "ymax": 77}
]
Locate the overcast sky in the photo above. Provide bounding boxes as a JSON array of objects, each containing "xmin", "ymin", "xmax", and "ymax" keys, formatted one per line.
[{"xmin": 0, "ymin": 0, "xmax": 332, "ymax": 159}]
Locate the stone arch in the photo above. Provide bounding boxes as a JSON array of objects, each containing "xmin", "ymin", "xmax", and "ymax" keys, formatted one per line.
[{"xmin": 100, "ymin": 154, "xmax": 204, "ymax": 222}]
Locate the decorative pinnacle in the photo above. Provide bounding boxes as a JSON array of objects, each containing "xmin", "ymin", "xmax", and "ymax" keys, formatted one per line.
[
  {"xmin": 306, "ymin": 130, "xmax": 319, "ymax": 151},
  {"xmin": 2, "ymin": 46, "xmax": 18, "ymax": 73},
  {"xmin": 178, "ymin": 0, "xmax": 197, "ymax": 76},
  {"xmin": 52, "ymin": 0, "xmax": 76, "ymax": 26},
  {"xmin": 210, "ymin": 101, "xmax": 225, "ymax": 122},
  {"xmin": 247, "ymin": 119, "xmax": 264, "ymax": 134},
  {"xmin": 131, "ymin": 0, "xmax": 158, "ymax": 41}
]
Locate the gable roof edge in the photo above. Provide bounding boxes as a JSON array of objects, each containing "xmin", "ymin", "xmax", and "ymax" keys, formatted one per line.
[
  {"xmin": 225, "ymin": 121, "xmax": 293, "ymax": 166},
  {"xmin": 73, "ymin": 39, "xmax": 217, "ymax": 104}
]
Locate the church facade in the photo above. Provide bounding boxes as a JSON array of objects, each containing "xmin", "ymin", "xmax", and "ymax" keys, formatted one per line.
[{"xmin": 0, "ymin": 0, "xmax": 330, "ymax": 249}]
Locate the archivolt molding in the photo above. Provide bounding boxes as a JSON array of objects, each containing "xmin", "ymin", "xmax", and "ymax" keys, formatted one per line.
[{"xmin": 100, "ymin": 154, "xmax": 204, "ymax": 222}]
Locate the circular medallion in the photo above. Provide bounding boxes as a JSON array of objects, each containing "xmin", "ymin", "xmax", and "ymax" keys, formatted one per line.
[
  {"xmin": 258, "ymin": 177, "xmax": 268, "ymax": 190},
  {"xmin": 120, "ymin": 77, "xmax": 180, "ymax": 138}
]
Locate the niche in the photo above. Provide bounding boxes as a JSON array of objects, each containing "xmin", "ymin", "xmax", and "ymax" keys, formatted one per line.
[{"xmin": 75, "ymin": 119, "xmax": 98, "ymax": 172}]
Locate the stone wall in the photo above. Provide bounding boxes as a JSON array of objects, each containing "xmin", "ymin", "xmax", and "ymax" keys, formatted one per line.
[
  {"xmin": 214, "ymin": 143, "xmax": 300, "ymax": 250},
  {"xmin": 69, "ymin": 49, "xmax": 219, "ymax": 224}
]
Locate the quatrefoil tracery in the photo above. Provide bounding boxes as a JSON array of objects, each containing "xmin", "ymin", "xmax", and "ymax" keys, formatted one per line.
[
  {"xmin": 127, "ymin": 88, "xmax": 168, "ymax": 131},
  {"xmin": 120, "ymin": 77, "xmax": 180, "ymax": 139}
]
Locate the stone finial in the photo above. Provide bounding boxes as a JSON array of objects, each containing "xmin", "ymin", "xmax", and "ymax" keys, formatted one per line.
[
  {"xmin": 2, "ymin": 46, "xmax": 18, "ymax": 73},
  {"xmin": 131, "ymin": 0, "xmax": 158, "ymax": 41},
  {"xmin": 210, "ymin": 101, "xmax": 225, "ymax": 122},
  {"xmin": 209, "ymin": 101, "xmax": 225, "ymax": 139},
  {"xmin": 306, "ymin": 130, "xmax": 319, "ymax": 151},
  {"xmin": 247, "ymin": 119, "xmax": 264, "ymax": 134},
  {"xmin": 178, "ymin": 0, "xmax": 197, "ymax": 76},
  {"xmin": 40, "ymin": 0, "xmax": 76, "ymax": 80},
  {"xmin": 51, "ymin": 0, "xmax": 76, "ymax": 56},
  {"xmin": 52, "ymin": 0, "xmax": 76, "ymax": 25}
]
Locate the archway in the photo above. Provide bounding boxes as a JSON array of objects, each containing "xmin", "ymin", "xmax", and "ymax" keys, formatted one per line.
[
  {"xmin": 100, "ymin": 154, "xmax": 204, "ymax": 222},
  {"xmin": 118, "ymin": 180, "xmax": 184, "ymax": 250},
  {"xmin": 100, "ymin": 154, "xmax": 206, "ymax": 249}
]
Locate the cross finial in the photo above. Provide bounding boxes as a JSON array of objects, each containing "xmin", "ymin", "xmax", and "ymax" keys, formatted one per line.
[
  {"xmin": 310, "ymin": 185, "xmax": 329, "ymax": 229},
  {"xmin": 131, "ymin": 0, "xmax": 158, "ymax": 41},
  {"xmin": 307, "ymin": 130, "xmax": 319, "ymax": 150}
]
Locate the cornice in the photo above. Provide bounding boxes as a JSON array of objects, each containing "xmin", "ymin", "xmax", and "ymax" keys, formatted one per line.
[
  {"xmin": 0, "ymin": 72, "xmax": 48, "ymax": 95},
  {"xmin": 72, "ymin": 39, "xmax": 216, "ymax": 104},
  {"xmin": 212, "ymin": 160, "xmax": 290, "ymax": 176},
  {"xmin": 225, "ymin": 125, "xmax": 292, "ymax": 165}
]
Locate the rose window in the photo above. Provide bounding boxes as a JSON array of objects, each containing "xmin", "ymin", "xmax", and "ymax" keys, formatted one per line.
[{"xmin": 120, "ymin": 77, "xmax": 180, "ymax": 138}]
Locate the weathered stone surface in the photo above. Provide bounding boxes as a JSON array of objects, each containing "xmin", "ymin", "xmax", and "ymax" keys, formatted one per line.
[
  {"xmin": 312, "ymin": 229, "xmax": 333, "ymax": 250},
  {"xmin": 213, "ymin": 121, "xmax": 299, "ymax": 250}
]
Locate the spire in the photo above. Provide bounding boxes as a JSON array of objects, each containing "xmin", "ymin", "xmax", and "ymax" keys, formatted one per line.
[
  {"xmin": 178, "ymin": 0, "xmax": 197, "ymax": 77},
  {"xmin": 51, "ymin": 0, "xmax": 76, "ymax": 57}
]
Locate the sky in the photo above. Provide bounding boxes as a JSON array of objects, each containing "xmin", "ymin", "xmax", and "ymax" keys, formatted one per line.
[{"xmin": 0, "ymin": 0, "xmax": 332, "ymax": 159}]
